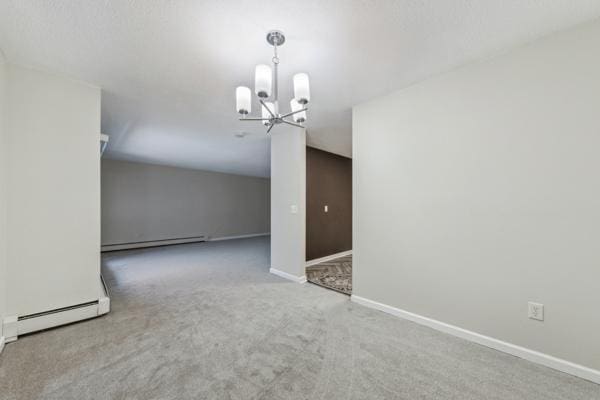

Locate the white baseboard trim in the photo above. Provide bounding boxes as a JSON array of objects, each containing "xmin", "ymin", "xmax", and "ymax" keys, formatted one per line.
[
  {"xmin": 0, "ymin": 336, "xmax": 5, "ymax": 355},
  {"xmin": 269, "ymin": 268, "xmax": 307, "ymax": 284},
  {"xmin": 306, "ymin": 250, "xmax": 352, "ymax": 267},
  {"xmin": 351, "ymin": 295, "xmax": 600, "ymax": 385},
  {"xmin": 209, "ymin": 233, "xmax": 270, "ymax": 242}
]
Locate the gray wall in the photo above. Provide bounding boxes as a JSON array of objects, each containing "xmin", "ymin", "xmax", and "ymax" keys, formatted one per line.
[
  {"xmin": 0, "ymin": 51, "xmax": 7, "ymax": 335},
  {"xmin": 353, "ymin": 20, "xmax": 600, "ymax": 371},
  {"xmin": 6, "ymin": 65, "xmax": 102, "ymax": 316},
  {"xmin": 101, "ymin": 159, "xmax": 270, "ymax": 245},
  {"xmin": 271, "ymin": 128, "xmax": 306, "ymax": 279}
]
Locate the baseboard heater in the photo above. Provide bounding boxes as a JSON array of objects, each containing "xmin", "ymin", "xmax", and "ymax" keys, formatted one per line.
[
  {"xmin": 3, "ymin": 277, "xmax": 110, "ymax": 343},
  {"xmin": 101, "ymin": 235, "xmax": 207, "ymax": 252},
  {"xmin": 16, "ymin": 301, "xmax": 100, "ymax": 335}
]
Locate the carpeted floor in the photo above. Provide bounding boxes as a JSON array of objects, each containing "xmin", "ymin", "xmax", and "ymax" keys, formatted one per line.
[
  {"xmin": 306, "ymin": 255, "xmax": 352, "ymax": 294},
  {"xmin": 0, "ymin": 237, "xmax": 598, "ymax": 399}
]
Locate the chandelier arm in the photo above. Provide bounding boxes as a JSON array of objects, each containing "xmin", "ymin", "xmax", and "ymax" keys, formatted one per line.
[
  {"xmin": 266, "ymin": 123, "xmax": 275, "ymax": 134},
  {"xmin": 282, "ymin": 119, "xmax": 305, "ymax": 129},
  {"xmin": 239, "ymin": 117, "xmax": 271, "ymax": 121},
  {"xmin": 259, "ymin": 100, "xmax": 276, "ymax": 118},
  {"xmin": 279, "ymin": 108, "xmax": 308, "ymax": 119}
]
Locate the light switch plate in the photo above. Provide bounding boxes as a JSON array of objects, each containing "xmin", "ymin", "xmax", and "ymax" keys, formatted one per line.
[
  {"xmin": 324, "ymin": 205, "xmax": 328, "ymax": 212},
  {"xmin": 290, "ymin": 204, "xmax": 298, "ymax": 214},
  {"xmin": 528, "ymin": 302, "xmax": 544, "ymax": 321}
]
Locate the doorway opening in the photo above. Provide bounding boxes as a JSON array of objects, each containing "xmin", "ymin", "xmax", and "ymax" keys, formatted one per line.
[{"xmin": 305, "ymin": 146, "xmax": 352, "ymax": 294}]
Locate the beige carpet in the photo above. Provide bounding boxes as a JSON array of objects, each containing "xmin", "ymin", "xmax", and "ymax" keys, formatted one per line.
[
  {"xmin": 0, "ymin": 238, "xmax": 598, "ymax": 399},
  {"xmin": 306, "ymin": 255, "xmax": 352, "ymax": 294}
]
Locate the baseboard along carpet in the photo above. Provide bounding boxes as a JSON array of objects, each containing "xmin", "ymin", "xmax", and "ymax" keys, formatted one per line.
[{"xmin": 306, "ymin": 255, "xmax": 352, "ymax": 294}]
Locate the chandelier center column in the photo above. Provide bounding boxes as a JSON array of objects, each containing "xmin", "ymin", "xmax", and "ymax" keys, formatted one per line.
[{"xmin": 272, "ymin": 43, "xmax": 279, "ymax": 115}]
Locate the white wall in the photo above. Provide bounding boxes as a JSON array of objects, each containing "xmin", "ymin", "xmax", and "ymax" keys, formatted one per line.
[
  {"xmin": 0, "ymin": 52, "xmax": 7, "ymax": 341},
  {"xmin": 271, "ymin": 128, "xmax": 306, "ymax": 279},
  {"xmin": 353, "ymin": 20, "xmax": 600, "ymax": 372},
  {"xmin": 5, "ymin": 65, "xmax": 102, "ymax": 316},
  {"xmin": 101, "ymin": 159, "xmax": 270, "ymax": 245}
]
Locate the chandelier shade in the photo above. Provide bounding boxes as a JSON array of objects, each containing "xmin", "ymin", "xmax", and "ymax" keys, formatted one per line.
[
  {"xmin": 235, "ymin": 86, "xmax": 251, "ymax": 115},
  {"xmin": 293, "ymin": 73, "xmax": 310, "ymax": 104},
  {"xmin": 255, "ymin": 64, "xmax": 272, "ymax": 98},
  {"xmin": 261, "ymin": 102, "xmax": 275, "ymax": 125},
  {"xmin": 290, "ymin": 99, "xmax": 306, "ymax": 123}
]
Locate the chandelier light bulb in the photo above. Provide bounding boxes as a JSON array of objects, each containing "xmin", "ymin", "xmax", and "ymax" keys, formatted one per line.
[
  {"xmin": 290, "ymin": 99, "xmax": 306, "ymax": 123},
  {"xmin": 262, "ymin": 102, "xmax": 275, "ymax": 125},
  {"xmin": 255, "ymin": 64, "xmax": 272, "ymax": 98},
  {"xmin": 236, "ymin": 86, "xmax": 251, "ymax": 115},
  {"xmin": 293, "ymin": 73, "xmax": 310, "ymax": 104}
]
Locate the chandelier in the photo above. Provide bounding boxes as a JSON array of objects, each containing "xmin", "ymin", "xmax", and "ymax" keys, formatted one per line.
[{"xmin": 235, "ymin": 30, "xmax": 310, "ymax": 134}]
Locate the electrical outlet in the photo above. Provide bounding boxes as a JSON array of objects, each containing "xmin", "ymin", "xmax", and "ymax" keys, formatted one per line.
[
  {"xmin": 290, "ymin": 204, "xmax": 298, "ymax": 214},
  {"xmin": 528, "ymin": 302, "xmax": 544, "ymax": 321}
]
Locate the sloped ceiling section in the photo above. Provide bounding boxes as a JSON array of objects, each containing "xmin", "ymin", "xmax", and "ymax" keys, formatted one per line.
[{"xmin": 1, "ymin": 1, "xmax": 599, "ymax": 177}]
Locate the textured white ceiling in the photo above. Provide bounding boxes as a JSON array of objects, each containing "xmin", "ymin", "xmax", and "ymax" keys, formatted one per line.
[{"xmin": 1, "ymin": 1, "xmax": 599, "ymax": 177}]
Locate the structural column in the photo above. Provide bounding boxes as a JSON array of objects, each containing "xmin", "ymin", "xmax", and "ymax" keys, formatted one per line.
[{"xmin": 269, "ymin": 127, "xmax": 306, "ymax": 283}]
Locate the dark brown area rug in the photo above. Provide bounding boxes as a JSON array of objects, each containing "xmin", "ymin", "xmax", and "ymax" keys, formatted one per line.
[{"xmin": 306, "ymin": 255, "xmax": 352, "ymax": 295}]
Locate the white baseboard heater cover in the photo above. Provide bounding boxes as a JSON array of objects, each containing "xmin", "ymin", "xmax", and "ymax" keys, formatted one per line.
[
  {"xmin": 17, "ymin": 301, "xmax": 102, "ymax": 335},
  {"xmin": 3, "ymin": 277, "xmax": 110, "ymax": 343},
  {"xmin": 4, "ymin": 298, "xmax": 110, "ymax": 342},
  {"xmin": 101, "ymin": 235, "xmax": 207, "ymax": 252}
]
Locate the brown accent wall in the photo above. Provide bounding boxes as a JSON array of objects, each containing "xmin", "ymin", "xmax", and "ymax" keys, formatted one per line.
[{"xmin": 306, "ymin": 146, "xmax": 352, "ymax": 261}]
